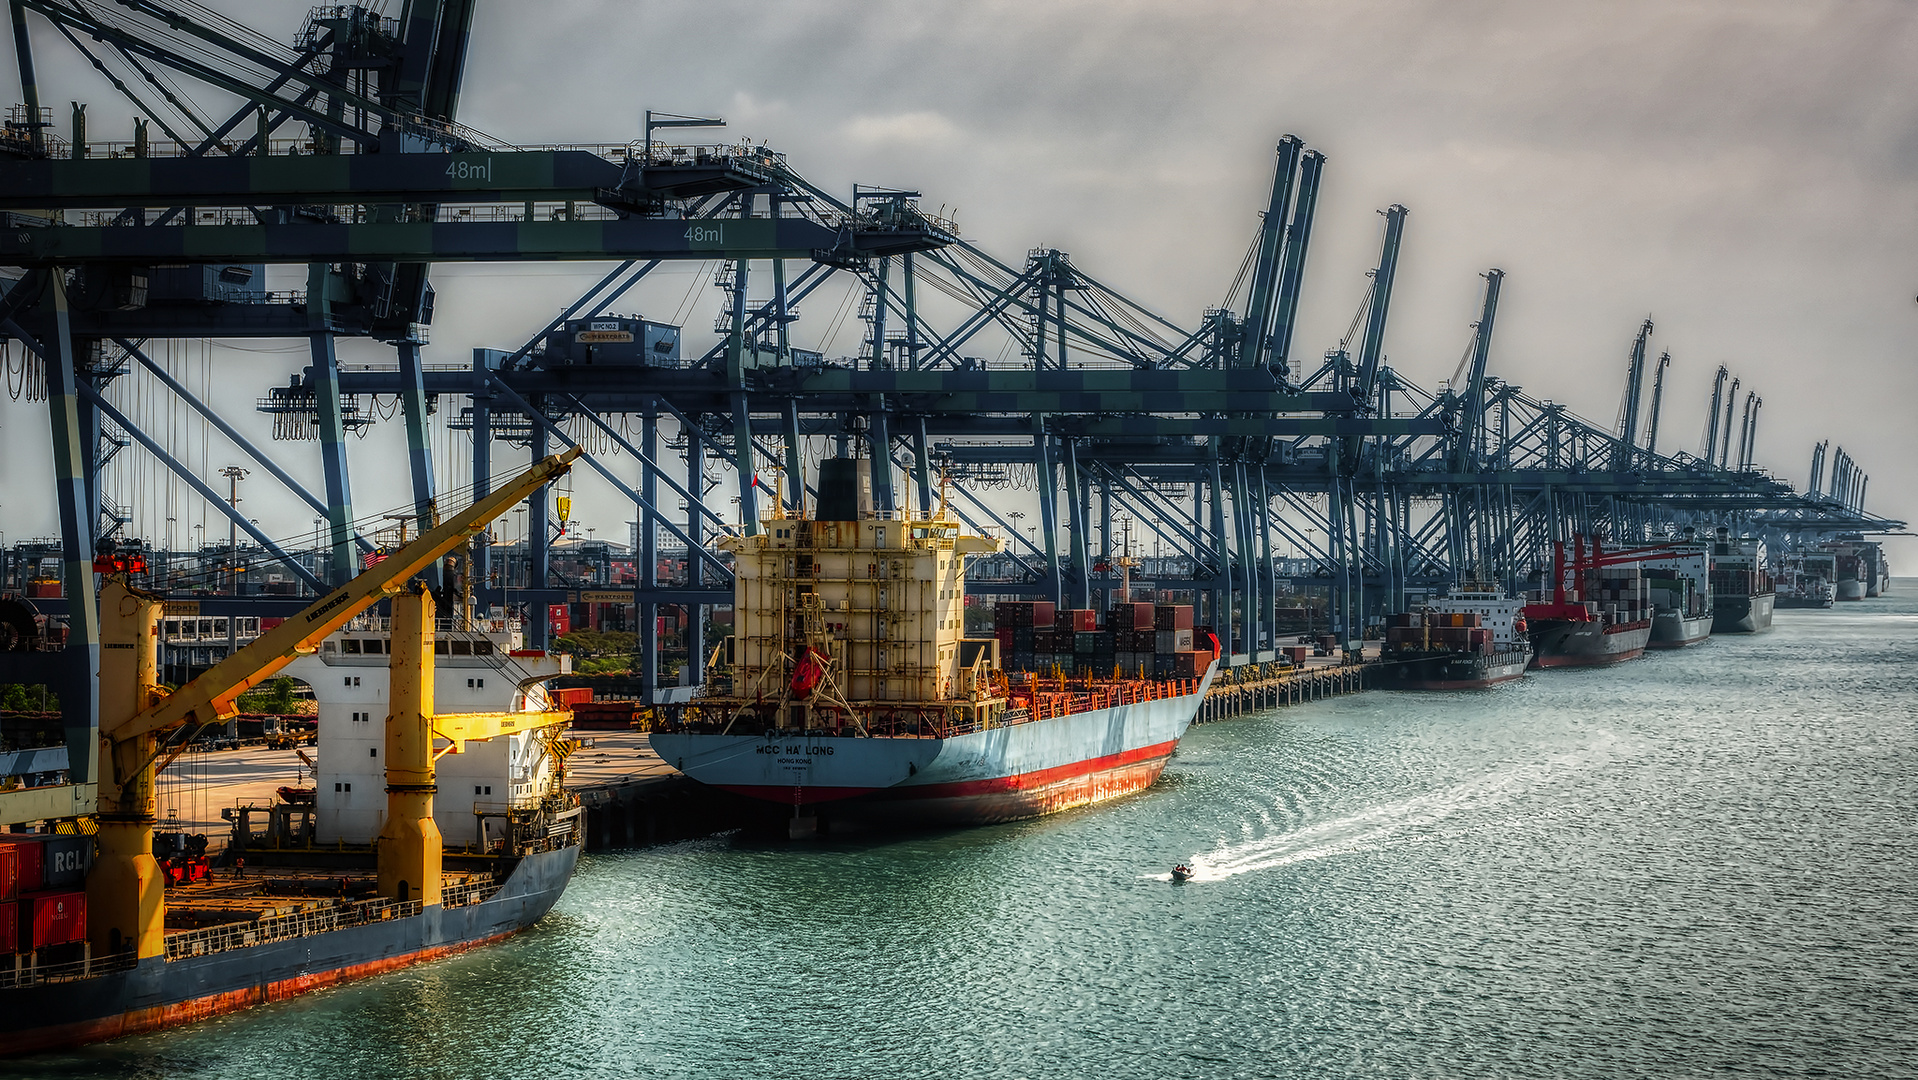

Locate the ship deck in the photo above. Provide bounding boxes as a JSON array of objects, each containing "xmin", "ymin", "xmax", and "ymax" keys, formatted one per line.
[{"xmin": 162, "ymin": 865, "xmax": 496, "ymax": 933}]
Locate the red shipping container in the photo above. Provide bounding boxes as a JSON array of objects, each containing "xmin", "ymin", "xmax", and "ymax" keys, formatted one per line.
[
  {"xmin": 549, "ymin": 687, "xmax": 594, "ymax": 707},
  {"xmin": 548, "ymin": 604, "xmax": 571, "ymax": 635},
  {"xmin": 21, "ymin": 890, "xmax": 85, "ymax": 949},
  {"xmin": 0, "ymin": 846, "xmax": 17, "ymax": 900},
  {"xmin": 0, "ymin": 900, "xmax": 15, "ymax": 955},
  {"xmin": 1056, "ymin": 609, "xmax": 1097, "ymax": 632},
  {"xmin": 1111, "ymin": 602, "xmax": 1155, "ymax": 630},
  {"xmin": 1, "ymin": 841, "xmax": 44, "ymax": 894}
]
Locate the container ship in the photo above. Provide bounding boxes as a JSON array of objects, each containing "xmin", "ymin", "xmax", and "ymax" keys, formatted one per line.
[
  {"xmin": 1861, "ymin": 540, "xmax": 1892, "ymax": 597},
  {"xmin": 1639, "ymin": 536, "xmax": 1713, "ymax": 648},
  {"xmin": 1864, "ymin": 540, "xmax": 1894, "ymax": 598},
  {"xmin": 2, "ymin": 453, "xmax": 584, "ymax": 1056},
  {"xmin": 1708, "ymin": 529, "xmax": 1775, "ymax": 633},
  {"xmin": 649, "ymin": 459, "xmax": 1218, "ymax": 834},
  {"xmin": 1523, "ymin": 536, "xmax": 1654, "ymax": 667},
  {"xmin": 1824, "ymin": 538, "xmax": 1894, "ymax": 601},
  {"xmin": 1378, "ymin": 589, "xmax": 1531, "ymax": 690},
  {"xmin": 1775, "ymin": 551, "xmax": 1837, "ymax": 609}
]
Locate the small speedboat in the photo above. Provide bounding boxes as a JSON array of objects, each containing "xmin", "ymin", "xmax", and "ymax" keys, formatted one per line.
[{"xmin": 1171, "ymin": 864, "xmax": 1193, "ymax": 883}]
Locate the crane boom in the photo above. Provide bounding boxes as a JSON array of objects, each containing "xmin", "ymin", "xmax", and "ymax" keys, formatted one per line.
[
  {"xmin": 1452, "ymin": 268, "xmax": 1503, "ymax": 471},
  {"xmin": 1353, "ymin": 204, "xmax": 1407, "ymax": 403},
  {"xmin": 1616, "ymin": 319, "xmax": 1652, "ymax": 468},
  {"xmin": 1269, "ymin": 148, "xmax": 1324, "ymax": 376},
  {"xmin": 112, "ymin": 447, "xmax": 582, "ymax": 743},
  {"xmin": 1236, "ymin": 136, "xmax": 1303, "ymax": 370},
  {"xmin": 1644, "ymin": 351, "xmax": 1671, "ymax": 458}
]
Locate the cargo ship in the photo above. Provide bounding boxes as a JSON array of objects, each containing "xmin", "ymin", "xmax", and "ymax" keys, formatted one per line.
[
  {"xmin": 1708, "ymin": 529, "xmax": 1774, "ymax": 633},
  {"xmin": 1775, "ymin": 551, "xmax": 1836, "ymax": 609},
  {"xmin": 1875, "ymin": 546, "xmax": 1892, "ymax": 596},
  {"xmin": 1, "ymin": 453, "xmax": 584, "ymax": 1056},
  {"xmin": 1523, "ymin": 536, "xmax": 1654, "ymax": 667},
  {"xmin": 1822, "ymin": 538, "xmax": 1878, "ymax": 602},
  {"xmin": 650, "ymin": 459, "xmax": 1218, "ymax": 833},
  {"xmin": 1640, "ymin": 537, "xmax": 1713, "ymax": 648},
  {"xmin": 1861, "ymin": 540, "xmax": 1892, "ymax": 598},
  {"xmin": 1378, "ymin": 589, "xmax": 1531, "ymax": 690}
]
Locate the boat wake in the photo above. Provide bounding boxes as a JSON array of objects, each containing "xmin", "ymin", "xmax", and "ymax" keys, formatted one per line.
[{"xmin": 1154, "ymin": 733, "xmax": 1625, "ymax": 883}]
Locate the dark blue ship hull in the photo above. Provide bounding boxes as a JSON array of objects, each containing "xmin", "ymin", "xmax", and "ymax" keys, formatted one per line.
[{"xmin": 1, "ymin": 844, "xmax": 578, "ymax": 1056}]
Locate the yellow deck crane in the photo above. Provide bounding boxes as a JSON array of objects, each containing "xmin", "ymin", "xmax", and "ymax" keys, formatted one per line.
[{"xmin": 90, "ymin": 448, "xmax": 582, "ymax": 960}]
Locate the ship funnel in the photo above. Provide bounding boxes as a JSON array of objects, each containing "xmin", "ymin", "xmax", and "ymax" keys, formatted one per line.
[{"xmin": 817, "ymin": 457, "xmax": 874, "ymax": 522}]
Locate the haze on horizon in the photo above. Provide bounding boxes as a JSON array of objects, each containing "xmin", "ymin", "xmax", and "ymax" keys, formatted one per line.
[{"xmin": 1, "ymin": 0, "xmax": 1911, "ymax": 564}]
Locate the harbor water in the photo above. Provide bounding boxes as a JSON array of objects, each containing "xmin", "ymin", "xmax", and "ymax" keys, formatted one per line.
[{"xmin": 10, "ymin": 587, "xmax": 1915, "ymax": 1078}]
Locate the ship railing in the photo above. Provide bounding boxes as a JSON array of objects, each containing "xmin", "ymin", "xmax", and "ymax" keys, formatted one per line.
[
  {"xmin": 0, "ymin": 949, "xmax": 137, "ymax": 989},
  {"xmin": 161, "ymin": 895, "xmax": 427, "ymax": 962},
  {"xmin": 441, "ymin": 879, "xmax": 500, "ymax": 909}
]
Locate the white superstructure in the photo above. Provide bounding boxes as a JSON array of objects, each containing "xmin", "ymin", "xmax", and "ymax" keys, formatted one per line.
[{"xmin": 279, "ymin": 615, "xmax": 570, "ymax": 848}]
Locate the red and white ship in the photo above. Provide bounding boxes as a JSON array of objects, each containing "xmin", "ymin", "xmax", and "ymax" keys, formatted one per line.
[
  {"xmin": 651, "ymin": 460, "xmax": 1217, "ymax": 832},
  {"xmin": 1524, "ymin": 535, "xmax": 1654, "ymax": 668}
]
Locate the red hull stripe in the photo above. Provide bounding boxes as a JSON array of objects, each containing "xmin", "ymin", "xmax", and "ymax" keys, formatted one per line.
[
  {"xmin": 718, "ymin": 738, "xmax": 1182, "ymax": 806},
  {"xmin": 8, "ymin": 929, "xmax": 519, "ymax": 1056}
]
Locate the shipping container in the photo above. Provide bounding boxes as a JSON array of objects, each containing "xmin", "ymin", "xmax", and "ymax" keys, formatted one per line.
[
  {"xmin": 1153, "ymin": 605, "xmax": 1194, "ymax": 631},
  {"xmin": 0, "ymin": 846, "xmax": 16, "ymax": 900},
  {"xmin": 1282, "ymin": 645, "xmax": 1310, "ymax": 665},
  {"xmin": 1110, "ymin": 602, "xmax": 1155, "ymax": 630},
  {"xmin": 1058, "ymin": 609, "xmax": 1099, "ymax": 632},
  {"xmin": 35, "ymin": 835, "xmax": 92, "ymax": 889},
  {"xmin": 2, "ymin": 840, "xmax": 43, "ymax": 894},
  {"xmin": 1155, "ymin": 629, "xmax": 1194, "ymax": 654},
  {"xmin": 0, "ymin": 899, "xmax": 14, "ymax": 954},
  {"xmin": 993, "ymin": 601, "xmax": 1055, "ymax": 628},
  {"xmin": 20, "ymin": 890, "xmax": 86, "ymax": 950}
]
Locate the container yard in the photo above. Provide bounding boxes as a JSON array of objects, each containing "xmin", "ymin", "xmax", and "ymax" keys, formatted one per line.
[{"xmin": 0, "ymin": 0, "xmax": 1909, "ymax": 1073}]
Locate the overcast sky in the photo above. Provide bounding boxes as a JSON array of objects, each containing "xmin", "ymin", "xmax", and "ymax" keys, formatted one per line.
[{"xmin": 1, "ymin": 0, "xmax": 1912, "ymax": 565}]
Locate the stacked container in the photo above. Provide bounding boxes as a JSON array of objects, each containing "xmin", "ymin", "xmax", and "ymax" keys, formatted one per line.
[
  {"xmin": 1587, "ymin": 569, "xmax": 1652, "ymax": 626},
  {"xmin": 1, "ymin": 842, "xmax": 16, "ymax": 958},
  {"xmin": 1, "ymin": 834, "xmax": 93, "ymax": 957},
  {"xmin": 1383, "ymin": 612, "xmax": 1493, "ymax": 656},
  {"xmin": 994, "ymin": 601, "xmax": 1055, "ymax": 672}
]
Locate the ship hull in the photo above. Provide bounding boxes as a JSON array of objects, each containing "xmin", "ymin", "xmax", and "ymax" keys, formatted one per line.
[
  {"xmin": 651, "ymin": 669, "xmax": 1216, "ymax": 828},
  {"xmin": 1379, "ymin": 649, "xmax": 1531, "ymax": 690},
  {"xmin": 1, "ymin": 844, "xmax": 578, "ymax": 1057},
  {"xmin": 1712, "ymin": 591, "xmax": 1775, "ymax": 634},
  {"xmin": 1836, "ymin": 580, "xmax": 1866, "ymax": 601},
  {"xmin": 1649, "ymin": 610, "xmax": 1713, "ymax": 648},
  {"xmin": 1529, "ymin": 620, "xmax": 1652, "ymax": 668},
  {"xmin": 1775, "ymin": 594, "xmax": 1834, "ymax": 610}
]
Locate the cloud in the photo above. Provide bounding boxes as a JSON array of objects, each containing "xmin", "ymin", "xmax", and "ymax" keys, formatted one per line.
[
  {"xmin": 841, "ymin": 111, "xmax": 961, "ymax": 148},
  {"xmin": 1, "ymin": 0, "xmax": 1912, "ymax": 561}
]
